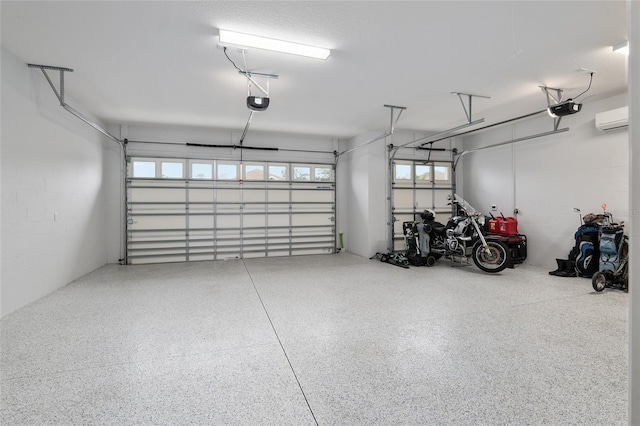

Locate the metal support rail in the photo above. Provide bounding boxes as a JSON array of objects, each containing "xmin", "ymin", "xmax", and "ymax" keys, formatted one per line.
[
  {"xmin": 27, "ymin": 64, "xmax": 122, "ymax": 146},
  {"xmin": 28, "ymin": 63, "xmax": 128, "ymax": 264},
  {"xmin": 453, "ymin": 128, "xmax": 570, "ymax": 169},
  {"xmin": 337, "ymin": 104, "xmax": 406, "ymax": 157}
]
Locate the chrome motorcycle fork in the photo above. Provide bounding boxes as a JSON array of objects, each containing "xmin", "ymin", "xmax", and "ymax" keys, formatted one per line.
[{"xmin": 471, "ymin": 216, "xmax": 489, "ymax": 250}]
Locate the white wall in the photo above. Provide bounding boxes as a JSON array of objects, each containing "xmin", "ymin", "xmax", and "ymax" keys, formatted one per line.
[
  {"xmin": 338, "ymin": 131, "xmax": 383, "ymax": 257},
  {"xmin": 0, "ymin": 47, "xmax": 114, "ymax": 317},
  {"xmin": 628, "ymin": 1, "xmax": 640, "ymax": 423},
  {"xmin": 460, "ymin": 93, "xmax": 628, "ymax": 268}
]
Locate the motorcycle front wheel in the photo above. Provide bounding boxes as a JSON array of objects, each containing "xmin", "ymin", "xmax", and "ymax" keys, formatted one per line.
[{"xmin": 472, "ymin": 241, "xmax": 510, "ymax": 273}]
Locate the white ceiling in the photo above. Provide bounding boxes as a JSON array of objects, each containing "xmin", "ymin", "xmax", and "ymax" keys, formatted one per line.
[{"xmin": 1, "ymin": 1, "xmax": 629, "ymax": 140}]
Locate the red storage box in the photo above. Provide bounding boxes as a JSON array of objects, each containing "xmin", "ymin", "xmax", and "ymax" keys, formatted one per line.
[{"xmin": 489, "ymin": 216, "xmax": 518, "ymax": 235}]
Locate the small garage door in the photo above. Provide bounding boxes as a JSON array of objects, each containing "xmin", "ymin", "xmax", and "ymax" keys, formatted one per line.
[
  {"xmin": 391, "ymin": 160, "xmax": 454, "ymax": 251},
  {"xmin": 126, "ymin": 157, "xmax": 336, "ymax": 264}
]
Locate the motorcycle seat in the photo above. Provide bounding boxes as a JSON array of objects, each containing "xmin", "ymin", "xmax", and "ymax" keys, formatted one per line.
[{"xmin": 426, "ymin": 221, "xmax": 447, "ymax": 236}]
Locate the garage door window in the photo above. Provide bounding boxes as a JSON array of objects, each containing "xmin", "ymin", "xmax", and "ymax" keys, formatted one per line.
[
  {"xmin": 434, "ymin": 163, "xmax": 451, "ymax": 183},
  {"xmin": 244, "ymin": 164, "xmax": 265, "ymax": 180},
  {"xmin": 133, "ymin": 161, "xmax": 156, "ymax": 178},
  {"xmin": 394, "ymin": 162, "xmax": 412, "ymax": 182},
  {"xmin": 268, "ymin": 165, "xmax": 288, "ymax": 180},
  {"xmin": 191, "ymin": 163, "xmax": 213, "ymax": 179},
  {"xmin": 314, "ymin": 167, "xmax": 332, "ymax": 182},
  {"xmin": 218, "ymin": 163, "xmax": 239, "ymax": 180},
  {"xmin": 293, "ymin": 166, "xmax": 311, "ymax": 181},
  {"xmin": 161, "ymin": 161, "xmax": 184, "ymax": 179},
  {"xmin": 415, "ymin": 165, "xmax": 431, "ymax": 184}
]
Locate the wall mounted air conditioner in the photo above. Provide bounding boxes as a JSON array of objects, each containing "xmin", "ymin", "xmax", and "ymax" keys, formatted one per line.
[{"xmin": 595, "ymin": 106, "xmax": 629, "ymax": 131}]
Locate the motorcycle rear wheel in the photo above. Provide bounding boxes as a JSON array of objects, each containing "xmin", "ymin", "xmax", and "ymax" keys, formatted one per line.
[{"xmin": 472, "ymin": 241, "xmax": 510, "ymax": 273}]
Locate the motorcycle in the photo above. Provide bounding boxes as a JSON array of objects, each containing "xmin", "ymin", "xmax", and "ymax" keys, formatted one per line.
[{"xmin": 403, "ymin": 194, "xmax": 525, "ymax": 273}]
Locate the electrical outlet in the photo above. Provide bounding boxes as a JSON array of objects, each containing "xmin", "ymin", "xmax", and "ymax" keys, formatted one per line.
[{"xmin": 491, "ymin": 204, "xmax": 497, "ymax": 211}]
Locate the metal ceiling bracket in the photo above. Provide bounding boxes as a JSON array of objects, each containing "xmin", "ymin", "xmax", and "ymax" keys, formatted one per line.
[
  {"xmin": 240, "ymin": 50, "xmax": 278, "ymax": 97},
  {"xmin": 539, "ymin": 86, "xmax": 564, "ymax": 131},
  {"xmin": 239, "ymin": 71, "xmax": 278, "ymax": 97},
  {"xmin": 539, "ymin": 86, "xmax": 563, "ymax": 106},
  {"xmin": 27, "ymin": 63, "xmax": 122, "ymax": 145},
  {"xmin": 385, "ymin": 92, "xmax": 488, "ymax": 156},
  {"xmin": 452, "ymin": 92, "xmax": 491, "ymax": 124},
  {"xmin": 383, "ymin": 104, "xmax": 407, "ymax": 134}
]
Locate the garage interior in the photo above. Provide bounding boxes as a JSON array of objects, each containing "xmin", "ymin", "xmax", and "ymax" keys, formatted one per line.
[{"xmin": 1, "ymin": 1, "xmax": 639, "ymax": 425}]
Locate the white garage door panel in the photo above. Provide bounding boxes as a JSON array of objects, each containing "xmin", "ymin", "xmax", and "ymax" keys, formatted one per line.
[
  {"xmin": 415, "ymin": 191, "xmax": 431, "ymax": 209},
  {"xmin": 292, "ymin": 213, "xmax": 332, "ymax": 226},
  {"xmin": 292, "ymin": 190, "xmax": 333, "ymax": 202},
  {"xmin": 243, "ymin": 189, "xmax": 266, "ymax": 202},
  {"xmin": 217, "ymin": 188, "xmax": 241, "ymax": 202},
  {"xmin": 188, "ymin": 215, "xmax": 213, "ymax": 229},
  {"xmin": 130, "ymin": 230, "xmax": 185, "ymax": 239},
  {"xmin": 132, "ymin": 204, "xmax": 182, "ymax": 214},
  {"xmin": 131, "ymin": 241, "xmax": 186, "ymax": 250},
  {"xmin": 189, "ymin": 254, "xmax": 215, "ymax": 262},
  {"xmin": 244, "ymin": 215, "xmax": 266, "ymax": 227},
  {"xmin": 189, "ymin": 230, "xmax": 214, "ymax": 239},
  {"xmin": 292, "ymin": 203, "xmax": 332, "ymax": 212},
  {"xmin": 130, "ymin": 215, "xmax": 185, "ymax": 230},
  {"xmin": 267, "ymin": 204, "xmax": 290, "ymax": 213},
  {"xmin": 131, "ymin": 188, "xmax": 185, "ymax": 203},
  {"xmin": 394, "ymin": 189, "xmax": 414, "ymax": 209},
  {"xmin": 217, "ymin": 215, "xmax": 241, "ymax": 228},
  {"xmin": 188, "ymin": 205, "xmax": 215, "ymax": 213},
  {"xmin": 267, "ymin": 189, "xmax": 290, "ymax": 202},
  {"xmin": 267, "ymin": 214, "xmax": 290, "ymax": 227},
  {"xmin": 127, "ymin": 157, "xmax": 335, "ymax": 264},
  {"xmin": 434, "ymin": 189, "xmax": 452, "ymax": 207},
  {"xmin": 189, "ymin": 189, "xmax": 214, "ymax": 203},
  {"xmin": 130, "ymin": 255, "xmax": 186, "ymax": 265}
]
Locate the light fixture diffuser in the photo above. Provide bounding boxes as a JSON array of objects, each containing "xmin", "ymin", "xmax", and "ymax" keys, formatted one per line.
[
  {"xmin": 612, "ymin": 40, "xmax": 629, "ymax": 55},
  {"xmin": 219, "ymin": 29, "xmax": 330, "ymax": 60}
]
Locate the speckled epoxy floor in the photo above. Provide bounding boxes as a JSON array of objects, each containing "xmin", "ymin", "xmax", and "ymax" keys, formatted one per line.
[{"xmin": 1, "ymin": 253, "xmax": 628, "ymax": 425}]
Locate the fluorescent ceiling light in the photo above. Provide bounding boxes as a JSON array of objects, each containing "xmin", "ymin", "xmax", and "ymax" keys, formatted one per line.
[
  {"xmin": 219, "ymin": 29, "xmax": 330, "ymax": 60},
  {"xmin": 612, "ymin": 40, "xmax": 629, "ymax": 55}
]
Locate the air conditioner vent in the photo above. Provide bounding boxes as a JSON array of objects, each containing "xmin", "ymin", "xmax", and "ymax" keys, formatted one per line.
[{"xmin": 595, "ymin": 106, "xmax": 628, "ymax": 131}]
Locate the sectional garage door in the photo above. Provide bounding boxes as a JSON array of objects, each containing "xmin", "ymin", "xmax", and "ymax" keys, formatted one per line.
[
  {"xmin": 126, "ymin": 157, "xmax": 336, "ymax": 264},
  {"xmin": 391, "ymin": 160, "xmax": 455, "ymax": 251}
]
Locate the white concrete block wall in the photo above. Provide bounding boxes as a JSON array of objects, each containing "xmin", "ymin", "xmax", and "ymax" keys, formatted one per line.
[
  {"xmin": 336, "ymin": 131, "xmax": 377, "ymax": 258},
  {"xmin": 1, "ymin": 48, "xmax": 112, "ymax": 317},
  {"xmin": 460, "ymin": 93, "xmax": 628, "ymax": 268}
]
